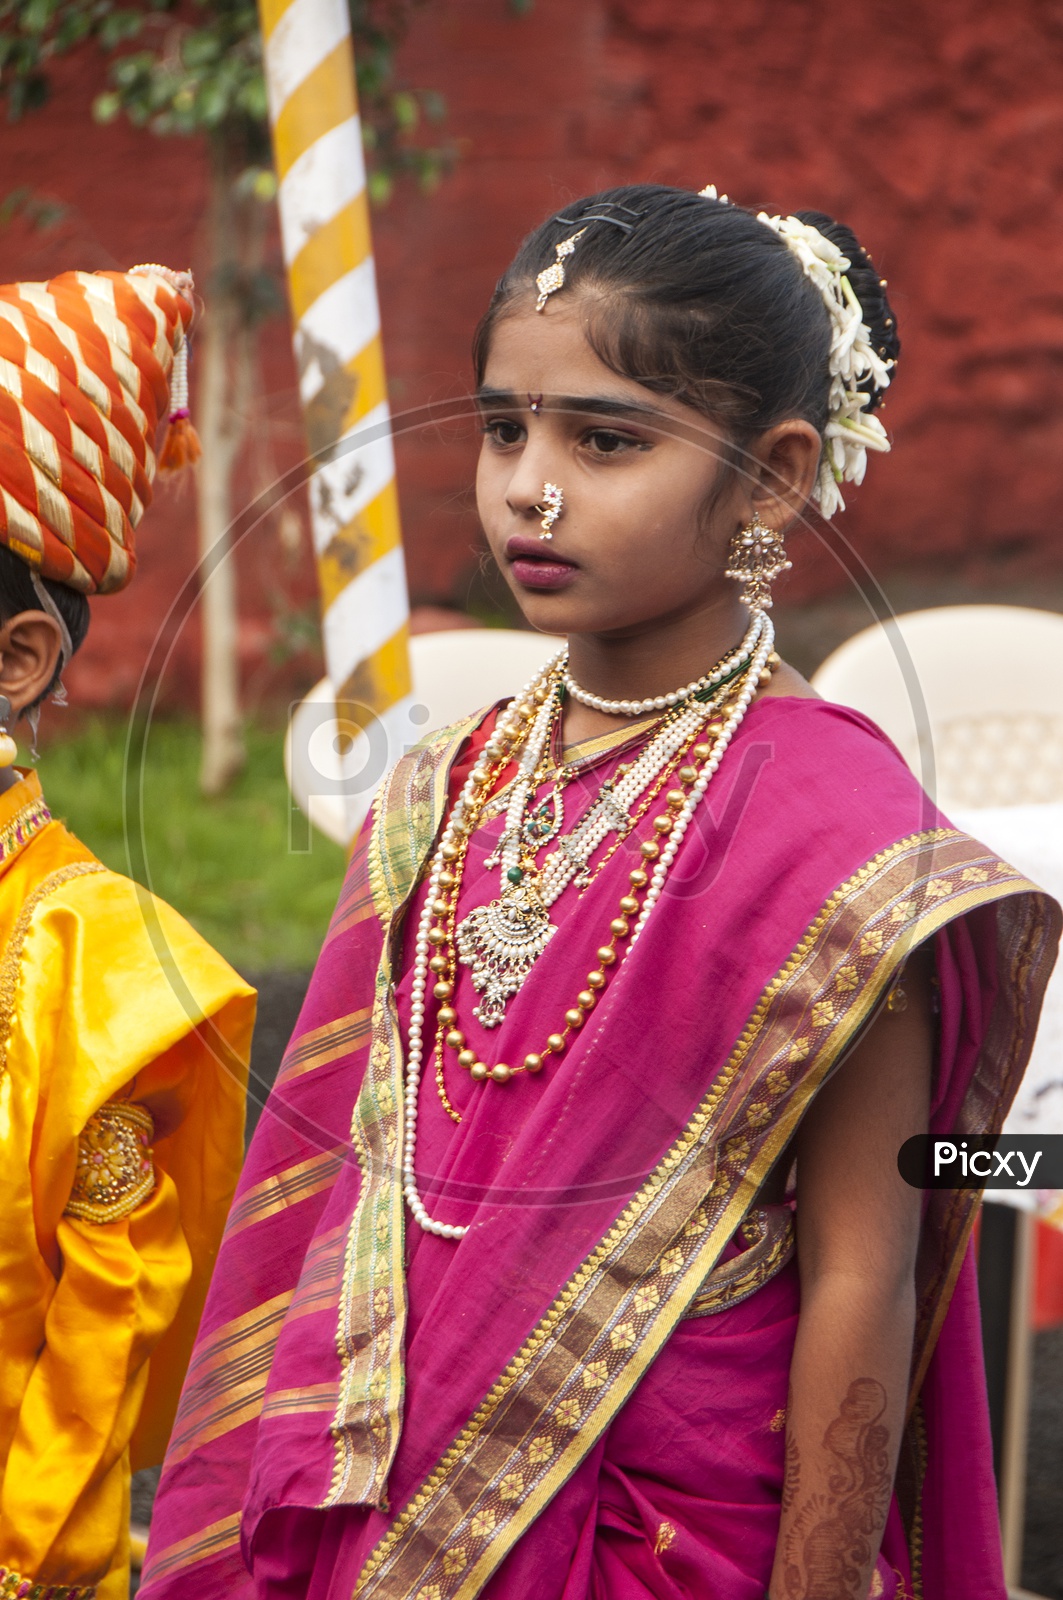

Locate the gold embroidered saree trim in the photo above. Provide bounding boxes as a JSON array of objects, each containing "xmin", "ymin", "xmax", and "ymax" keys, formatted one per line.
[
  {"xmin": 908, "ymin": 1399, "xmax": 927, "ymax": 1598},
  {"xmin": 558, "ymin": 713, "xmax": 661, "ymax": 766},
  {"xmin": 907, "ymin": 880, "xmax": 1057, "ymax": 1402},
  {"xmin": 367, "ymin": 718, "xmax": 479, "ymax": 933},
  {"xmin": 0, "ymin": 861, "xmax": 104, "ymax": 1082},
  {"xmin": 326, "ymin": 722, "xmax": 486, "ymax": 1508},
  {"xmin": 683, "ymin": 1206, "xmax": 795, "ymax": 1319},
  {"xmin": 352, "ymin": 832, "xmax": 1038, "ymax": 1600}
]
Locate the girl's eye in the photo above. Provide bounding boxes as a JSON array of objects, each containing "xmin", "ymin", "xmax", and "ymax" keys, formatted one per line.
[
  {"xmin": 483, "ymin": 418, "xmax": 524, "ymax": 447},
  {"xmin": 583, "ymin": 428, "xmax": 641, "ymax": 456}
]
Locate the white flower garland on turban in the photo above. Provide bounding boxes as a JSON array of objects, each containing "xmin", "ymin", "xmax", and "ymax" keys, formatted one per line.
[{"xmin": 700, "ymin": 184, "xmax": 893, "ymax": 520}]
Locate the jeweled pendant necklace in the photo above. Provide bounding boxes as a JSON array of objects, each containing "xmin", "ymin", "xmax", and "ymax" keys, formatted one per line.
[
  {"xmin": 455, "ymin": 684, "xmax": 742, "ymax": 1028},
  {"xmin": 402, "ymin": 616, "xmax": 776, "ymax": 1238},
  {"xmin": 451, "ymin": 616, "xmax": 770, "ymax": 1034}
]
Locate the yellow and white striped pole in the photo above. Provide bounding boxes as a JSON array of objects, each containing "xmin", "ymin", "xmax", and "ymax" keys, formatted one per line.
[{"xmin": 259, "ymin": 0, "xmax": 411, "ymax": 839}]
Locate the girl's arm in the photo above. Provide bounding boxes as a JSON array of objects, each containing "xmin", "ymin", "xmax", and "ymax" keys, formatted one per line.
[{"xmin": 767, "ymin": 949, "xmax": 935, "ymax": 1600}]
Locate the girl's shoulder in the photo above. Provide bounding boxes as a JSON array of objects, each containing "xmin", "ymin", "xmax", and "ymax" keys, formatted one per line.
[
  {"xmin": 746, "ymin": 692, "xmax": 915, "ymax": 770},
  {"xmin": 739, "ymin": 693, "xmax": 947, "ymax": 838}
]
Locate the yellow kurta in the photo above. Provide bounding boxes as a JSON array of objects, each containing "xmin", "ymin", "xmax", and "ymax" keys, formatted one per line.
[{"xmin": 0, "ymin": 771, "xmax": 255, "ymax": 1600}]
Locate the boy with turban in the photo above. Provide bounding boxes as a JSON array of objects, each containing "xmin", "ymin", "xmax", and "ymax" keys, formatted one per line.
[{"xmin": 0, "ymin": 267, "xmax": 256, "ymax": 1600}]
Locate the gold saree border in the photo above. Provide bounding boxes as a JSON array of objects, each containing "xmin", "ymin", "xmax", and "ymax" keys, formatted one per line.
[
  {"xmin": 683, "ymin": 1205, "xmax": 795, "ymax": 1319},
  {"xmin": 351, "ymin": 832, "xmax": 1044, "ymax": 1600},
  {"xmin": 223, "ymin": 1146, "xmax": 346, "ymax": 1241},
  {"xmin": 907, "ymin": 878, "xmax": 1057, "ymax": 1400},
  {"xmin": 275, "ymin": 1007, "xmax": 373, "ymax": 1088},
  {"xmin": 139, "ymin": 1512, "xmax": 242, "ymax": 1582},
  {"xmin": 325, "ymin": 723, "xmax": 477, "ymax": 1509},
  {"xmin": 163, "ymin": 1290, "xmax": 294, "ymax": 1467}
]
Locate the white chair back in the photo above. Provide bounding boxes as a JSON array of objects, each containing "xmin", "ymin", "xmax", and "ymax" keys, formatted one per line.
[
  {"xmin": 811, "ymin": 605, "xmax": 1063, "ymax": 810},
  {"xmin": 286, "ymin": 629, "xmax": 562, "ymax": 845}
]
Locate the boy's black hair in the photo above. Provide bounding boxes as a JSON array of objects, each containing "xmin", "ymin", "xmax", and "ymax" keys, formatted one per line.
[{"xmin": 0, "ymin": 545, "xmax": 90, "ymax": 708}]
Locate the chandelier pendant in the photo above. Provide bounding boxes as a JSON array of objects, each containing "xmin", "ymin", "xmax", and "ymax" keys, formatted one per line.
[{"xmin": 455, "ymin": 878, "xmax": 557, "ymax": 1028}]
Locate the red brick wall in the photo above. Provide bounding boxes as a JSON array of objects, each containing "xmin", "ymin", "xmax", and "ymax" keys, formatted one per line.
[
  {"xmin": 2, "ymin": 0, "xmax": 1062, "ymax": 707},
  {"xmin": 380, "ymin": 0, "xmax": 1063, "ymax": 609}
]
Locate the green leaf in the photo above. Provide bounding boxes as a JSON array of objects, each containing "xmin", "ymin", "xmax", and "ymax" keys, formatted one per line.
[
  {"xmin": 182, "ymin": 27, "xmax": 221, "ymax": 67},
  {"xmin": 21, "ymin": 0, "xmax": 55, "ymax": 37},
  {"xmin": 391, "ymin": 88, "xmax": 417, "ymax": 130},
  {"xmin": 197, "ymin": 77, "xmax": 229, "ymax": 125},
  {"xmin": 99, "ymin": 9, "xmax": 144, "ymax": 47},
  {"xmin": 367, "ymin": 168, "xmax": 392, "ymax": 206},
  {"xmin": 92, "ymin": 87, "xmax": 122, "ymax": 121}
]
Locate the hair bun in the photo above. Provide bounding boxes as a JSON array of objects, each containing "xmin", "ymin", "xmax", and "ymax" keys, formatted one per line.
[{"xmin": 794, "ymin": 211, "xmax": 899, "ymax": 410}]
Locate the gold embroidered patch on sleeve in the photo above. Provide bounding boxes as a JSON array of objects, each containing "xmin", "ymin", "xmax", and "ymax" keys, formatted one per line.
[{"xmin": 65, "ymin": 1101, "xmax": 155, "ymax": 1224}]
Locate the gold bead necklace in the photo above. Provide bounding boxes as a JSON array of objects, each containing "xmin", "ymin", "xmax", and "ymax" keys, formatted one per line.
[{"xmin": 427, "ymin": 686, "xmax": 750, "ymax": 1122}]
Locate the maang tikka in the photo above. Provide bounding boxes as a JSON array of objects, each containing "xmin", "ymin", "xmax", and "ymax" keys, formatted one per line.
[
  {"xmin": 535, "ymin": 202, "xmax": 643, "ymax": 314},
  {"xmin": 725, "ymin": 514, "xmax": 792, "ymax": 611},
  {"xmin": 535, "ymin": 230, "xmax": 586, "ymax": 312}
]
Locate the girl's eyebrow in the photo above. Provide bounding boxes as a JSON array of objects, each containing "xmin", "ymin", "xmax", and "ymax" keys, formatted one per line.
[{"xmin": 475, "ymin": 386, "xmax": 667, "ymax": 421}]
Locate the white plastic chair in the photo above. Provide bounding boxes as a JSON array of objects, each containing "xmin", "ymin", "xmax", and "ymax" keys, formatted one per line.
[
  {"xmin": 285, "ymin": 629, "xmax": 562, "ymax": 846},
  {"xmin": 811, "ymin": 604, "xmax": 1063, "ymax": 810},
  {"xmin": 811, "ymin": 606, "xmax": 1063, "ymax": 1150},
  {"xmin": 813, "ymin": 604, "xmax": 1063, "ymax": 1593}
]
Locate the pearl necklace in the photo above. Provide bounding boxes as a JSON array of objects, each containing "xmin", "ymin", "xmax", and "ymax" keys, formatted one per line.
[
  {"xmin": 401, "ymin": 618, "xmax": 775, "ymax": 1239},
  {"xmin": 403, "ymin": 656, "xmax": 565, "ymax": 1239},
  {"xmin": 563, "ymin": 612, "xmax": 766, "ymax": 716},
  {"xmin": 457, "ymin": 688, "xmax": 738, "ymax": 1029}
]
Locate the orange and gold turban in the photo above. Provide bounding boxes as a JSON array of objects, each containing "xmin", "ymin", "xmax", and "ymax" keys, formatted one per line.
[{"xmin": 0, "ymin": 266, "xmax": 196, "ymax": 596}]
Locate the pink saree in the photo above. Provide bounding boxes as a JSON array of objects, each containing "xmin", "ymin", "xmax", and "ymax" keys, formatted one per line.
[{"xmin": 141, "ymin": 698, "xmax": 1059, "ymax": 1600}]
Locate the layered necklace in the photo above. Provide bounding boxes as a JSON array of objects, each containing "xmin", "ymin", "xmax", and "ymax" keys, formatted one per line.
[
  {"xmin": 403, "ymin": 613, "xmax": 776, "ymax": 1239},
  {"xmin": 455, "ymin": 612, "xmax": 767, "ymax": 1030}
]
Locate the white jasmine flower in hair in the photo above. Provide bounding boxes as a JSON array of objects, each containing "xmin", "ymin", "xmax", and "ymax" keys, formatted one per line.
[{"xmin": 753, "ymin": 209, "xmax": 893, "ymax": 519}]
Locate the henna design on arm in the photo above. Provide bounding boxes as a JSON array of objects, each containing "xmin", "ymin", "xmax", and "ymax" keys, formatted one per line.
[
  {"xmin": 781, "ymin": 1378, "xmax": 892, "ymax": 1600},
  {"xmin": 781, "ymin": 1385, "xmax": 799, "ymax": 1515}
]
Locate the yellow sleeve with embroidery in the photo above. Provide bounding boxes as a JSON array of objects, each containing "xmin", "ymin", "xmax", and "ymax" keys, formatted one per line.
[{"xmin": 0, "ymin": 856, "xmax": 256, "ymax": 1600}]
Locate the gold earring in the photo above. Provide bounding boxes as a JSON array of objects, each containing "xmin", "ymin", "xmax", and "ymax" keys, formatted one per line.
[
  {"xmin": 0, "ymin": 696, "xmax": 17, "ymax": 767},
  {"xmin": 725, "ymin": 513, "xmax": 792, "ymax": 611}
]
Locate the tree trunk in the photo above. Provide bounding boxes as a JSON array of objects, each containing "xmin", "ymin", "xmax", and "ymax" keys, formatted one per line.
[{"xmin": 196, "ymin": 141, "xmax": 253, "ymax": 796}]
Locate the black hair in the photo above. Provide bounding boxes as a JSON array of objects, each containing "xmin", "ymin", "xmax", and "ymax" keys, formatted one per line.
[
  {"xmin": 0, "ymin": 545, "xmax": 90, "ymax": 708},
  {"xmin": 473, "ymin": 185, "xmax": 900, "ymax": 463}
]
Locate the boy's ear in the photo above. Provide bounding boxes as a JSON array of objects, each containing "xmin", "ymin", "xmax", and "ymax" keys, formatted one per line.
[{"xmin": 0, "ymin": 611, "xmax": 64, "ymax": 713}]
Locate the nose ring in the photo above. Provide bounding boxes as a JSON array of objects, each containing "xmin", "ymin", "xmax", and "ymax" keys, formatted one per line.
[{"xmin": 534, "ymin": 482, "xmax": 563, "ymax": 540}]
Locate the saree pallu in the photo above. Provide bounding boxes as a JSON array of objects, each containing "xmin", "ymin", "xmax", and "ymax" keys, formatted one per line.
[{"xmin": 141, "ymin": 698, "xmax": 1060, "ymax": 1600}]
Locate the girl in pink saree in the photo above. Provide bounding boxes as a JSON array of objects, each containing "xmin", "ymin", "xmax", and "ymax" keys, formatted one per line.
[{"xmin": 142, "ymin": 186, "xmax": 1059, "ymax": 1600}]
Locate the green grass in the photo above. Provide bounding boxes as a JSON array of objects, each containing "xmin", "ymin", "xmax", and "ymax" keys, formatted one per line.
[{"xmin": 34, "ymin": 717, "xmax": 346, "ymax": 972}]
